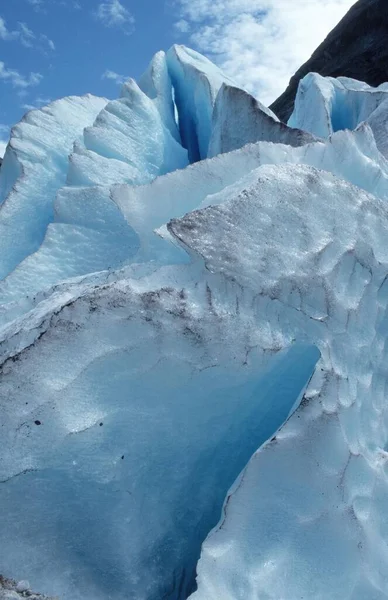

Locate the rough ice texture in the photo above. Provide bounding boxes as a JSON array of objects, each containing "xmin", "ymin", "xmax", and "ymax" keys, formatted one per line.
[
  {"xmin": 169, "ymin": 164, "xmax": 388, "ymax": 600},
  {"xmin": 113, "ymin": 123, "xmax": 388, "ymax": 263},
  {"xmin": 1, "ymin": 123, "xmax": 388, "ymax": 327},
  {"xmin": 0, "ymin": 95, "xmax": 107, "ymax": 279},
  {"xmin": 0, "ymin": 576, "xmax": 57, "ymax": 599},
  {"xmin": 289, "ymin": 73, "xmax": 388, "ymax": 158},
  {"xmin": 208, "ymin": 84, "xmax": 317, "ymax": 157},
  {"xmin": 1, "ymin": 44, "xmax": 388, "ymax": 600}
]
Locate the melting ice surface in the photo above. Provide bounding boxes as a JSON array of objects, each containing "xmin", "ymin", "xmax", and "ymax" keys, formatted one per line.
[{"xmin": 1, "ymin": 45, "xmax": 388, "ymax": 600}]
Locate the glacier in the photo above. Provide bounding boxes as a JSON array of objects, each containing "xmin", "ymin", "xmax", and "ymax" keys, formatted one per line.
[
  {"xmin": 1, "ymin": 45, "xmax": 388, "ymax": 600},
  {"xmin": 0, "ymin": 95, "xmax": 107, "ymax": 280},
  {"xmin": 288, "ymin": 72, "xmax": 388, "ymax": 159}
]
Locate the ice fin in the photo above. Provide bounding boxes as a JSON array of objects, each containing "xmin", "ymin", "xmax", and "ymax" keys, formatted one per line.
[
  {"xmin": 138, "ymin": 50, "xmax": 181, "ymax": 142},
  {"xmin": 166, "ymin": 45, "xmax": 239, "ymax": 162},
  {"xmin": 208, "ymin": 84, "xmax": 318, "ymax": 157},
  {"xmin": 0, "ymin": 95, "xmax": 108, "ymax": 279}
]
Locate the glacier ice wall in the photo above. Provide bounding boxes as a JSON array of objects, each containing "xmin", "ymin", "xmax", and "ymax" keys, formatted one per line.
[
  {"xmin": 289, "ymin": 73, "xmax": 388, "ymax": 159},
  {"xmin": 0, "ymin": 95, "xmax": 107, "ymax": 279},
  {"xmin": 1, "ymin": 45, "xmax": 388, "ymax": 600}
]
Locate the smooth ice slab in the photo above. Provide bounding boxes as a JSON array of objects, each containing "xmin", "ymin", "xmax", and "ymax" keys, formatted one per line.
[
  {"xmin": 208, "ymin": 84, "xmax": 316, "ymax": 157},
  {"xmin": 367, "ymin": 97, "xmax": 388, "ymax": 160},
  {"xmin": 0, "ymin": 185, "xmax": 139, "ymax": 313},
  {"xmin": 67, "ymin": 141, "xmax": 143, "ymax": 187}
]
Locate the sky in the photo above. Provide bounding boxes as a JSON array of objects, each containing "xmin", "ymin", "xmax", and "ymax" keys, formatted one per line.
[{"xmin": 0, "ymin": 0, "xmax": 357, "ymax": 156}]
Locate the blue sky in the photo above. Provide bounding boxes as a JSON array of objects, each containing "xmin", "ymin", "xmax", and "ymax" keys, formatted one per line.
[
  {"xmin": 0, "ymin": 0, "xmax": 187, "ymax": 144},
  {"xmin": 0, "ymin": 0, "xmax": 355, "ymax": 155}
]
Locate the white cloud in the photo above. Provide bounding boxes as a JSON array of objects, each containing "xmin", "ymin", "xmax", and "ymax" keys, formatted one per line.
[
  {"xmin": 35, "ymin": 96, "xmax": 52, "ymax": 104},
  {"xmin": 175, "ymin": 19, "xmax": 190, "ymax": 33},
  {"xmin": 18, "ymin": 22, "xmax": 35, "ymax": 47},
  {"xmin": 0, "ymin": 17, "xmax": 34, "ymax": 46},
  {"xmin": 0, "ymin": 16, "xmax": 19, "ymax": 41},
  {"xmin": 102, "ymin": 69, "xmax": 127, "ymax": 85},
  {"xmin": 41, "ymin": 34, "xmax": 55, "ymax": 50},
  {"xmin": 0, "ymin": 61, "xmax": 43, "ymax": 89},
  {"xmin": 22, "ymin": 96, "xmax": 52, "ymax": 111},
  {"xmin": 21, "ymin": 103, "xmax": 36, "ymax": 111},
  {"xmin": 0, "ymin": 15, "xmax": 55, "ymax": 51},
  {"xmin": 95, "ymin": 0, "xmax": 135, "ymax": 34},
  {"xmin": 173, "ymin": 0, "xmax": 355, "ymax": 105},
  {"xmin": 25, "ymin": 0, "xmax": 46, "ymax": 11}
]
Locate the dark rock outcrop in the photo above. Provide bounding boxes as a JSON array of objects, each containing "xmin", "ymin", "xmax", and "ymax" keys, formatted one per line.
[{"xmin": 271, "ymin": 0, "xmax": 388, "ymax": 122}]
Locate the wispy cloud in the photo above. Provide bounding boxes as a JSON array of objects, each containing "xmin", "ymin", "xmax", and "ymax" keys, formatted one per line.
[
  {"xmin": 102, "ymin": 69, "xmax": 127, "ymax": 85},
  {"xmin": 174, "ymin": 19, "xmax": 190, "ymax": 33},
  {"xmin": 26, "ymin": 0, "xmax": 83, "ymax": 11},
  {"xmin": 173, "ymin": 0, "xmax": 355, "ymax": 106},
  {"xmin": 0, "ymin": 16, "xmax": 19, "ymax": 41},
  {"xmin": 35, "ymin": 95, "xmax": 52, "ymax": 105},
  {"xmin": 18, "ymin": 22, "xmax": 36, "ymax": 47},
  {"xmin": 41, "ymin": 34, "xmax": 55, "ymax": 50},
  {"xmin": 0, "ymin": 15, "xmax": 55, "ymax": 51},
  {"xmin": 95, "ymin": 0, "xmax": 135, "ymax": 34},
  {"xmin": 25, "ymin": 0, "xmax": 47, "ymax": 11},
  {"xmin": 21, "ymin": 103, "xmax": 36, "ymax": 111},
  {"xmin": 0, "ymin": 61, "xmax": 43, "ymax": 89}
]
